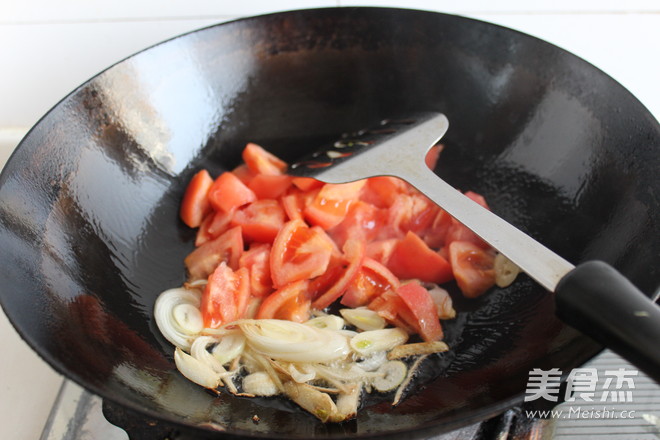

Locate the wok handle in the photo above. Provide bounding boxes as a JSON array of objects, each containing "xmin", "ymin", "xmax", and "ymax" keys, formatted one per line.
[{"xmin": 555, "ymin": 260, "xmax": 660, "ymax": 383}]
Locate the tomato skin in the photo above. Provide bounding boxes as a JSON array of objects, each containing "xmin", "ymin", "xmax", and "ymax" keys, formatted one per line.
[
  {"xmin": 180, "ymin": 169, "xmax": 213, "ymax": 228},
  {"xmin": 256, "ymin": 279, "xmax": 310, "ymax": 321},
  {"xmin": 396, "ymin": 281, "xmax": 443, "ymax": 341},
  {"xmin": 208, "ymin": 172, "xmax": 257, "ymax": 213},
  {"xmin": 239, "ymin": 243, "xmax": 273, "ymax": 297},
  {"xmin": 185, "ymin": 226, "xmax": 244, "ymax": 280},
  {"xmin": 310, "ymin": 238, "xmax": 365, "ymax": 310},
  {"xmin": 448, "ymin": 241, "xmax": 496, "ymax": 298},
  {"xmin": 304, "ymin": 181, "xmax": 366, "ymax": 230},
  {"xmin": 248, "ymin": 174, "xmax": 292, "ymax": 200},
  {"xmin": 270, "ymin": 219, "xmax": 334, "ymax": 288},
  {"xmin": 200, "ymin": 262, "xmax": 250, "ymax": 328},
  {"xmin": 231, "ymin": 199, "xmax": 286, "ymax": 244},
  {"xmin": 195, "ymin": 209, "xmax": 234, "ymax": 247},
  {"xmin": 341, "ymin": 257, "xmax": 400, "ymax": 308},
  {"xmin": 328, "ymin": 201, "xmax": 387, "ymax": 248},
  {"xmin": 242, "ymin": 143, "xmax": 287, "ymax": 175},
  {"xmin": 387, "ymin": 231, "xmax": 453, "ymax": 284}
]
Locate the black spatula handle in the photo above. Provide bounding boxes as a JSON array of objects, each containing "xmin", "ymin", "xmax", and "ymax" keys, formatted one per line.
[{"xmin": 555, "ymin": 260, "xmax": 660, "ymax": 382}]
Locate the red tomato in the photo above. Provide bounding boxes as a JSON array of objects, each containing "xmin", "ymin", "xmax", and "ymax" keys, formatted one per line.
[
  {"xmin": 341, "ymin": 257, "xmax": 400, "ymax": 308},
  {"xmin": 304, "ymin": 180, "xmax": 366, "ymax": 230},
  {"xmin": 200, "ymin": 262, "xmax": 250, "ymax": 328},
  {"xmin": 396, "ymin": 281, "xmax": 443, "ymax": 341},
  {"xmin": 367, "ymin": 289, "xmax": 416, "ymax": 334},
  {"xmin": 387, "ymin": 231, "xmax": 453, "ymax": 284},
  {"xmin": 239, "ymin": 243, "xmax": 273, "ymax": 297},
  {"xmin": 328, "ymin": 201, "xmax": 387, "ymax": 248},
  {"xmin": 232, "ymin": 163, "xmax": 255, "ymax": 185},
  {"xmin": 365, "ymin": 238, "xmax": 397, "ymax": 265},
  {"xmin": 310, "ymin": 238, "xmax": 365, "ymax": 310},
  {"xmin": 270, "ymin": 219, "xmax": 334, "ymax": 288},
  {"xmin": 195, "ymin": 209, "xmax": 234, "ymax": 247},
  {"xmin": 242, "ymin": 143, "xmax": 287, "ymax": 176},
  {"xmin": 184, "ymin": 226, "xmax": 243, "ymax": 280},
  {"xmin": 448, "ymin": 241, "xmax": 496, "ymax": 298},
  {"xmin": 208, "ymin": 172, "xmax": 257, "ymax": 213},
  {"xmin": 422, "ymin": 208, "xmax": 452, "ymax": 249},
  {"xmin": 231, "ymin": 199, "xmax": 286, "ymax": 244},
  {"xmin": 256, "ymin": 279, "xmax": 310, "ymax": 322},
  {"xmin": 387, "ymin": 193, "xmax": 439, "ymax": 238},
  {"xmin": 180, "ymin": 169, "xmax": 213, "ymax": 228},
  {"xmin": 248, "ymin": 174, "xmax": 293, "ymax": 200},
  {"xmin": 291, "ymin": 177, "xmax": 324, "ymax": 191},
  {"xmin": 360, "ymin": 176, "xmax": 408, "ymax": 208}
]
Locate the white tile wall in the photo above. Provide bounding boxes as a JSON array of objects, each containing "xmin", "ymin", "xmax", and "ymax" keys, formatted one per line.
[{"xmin": 0, "ymin": 2, "xmax": 658, "ymax": 439}]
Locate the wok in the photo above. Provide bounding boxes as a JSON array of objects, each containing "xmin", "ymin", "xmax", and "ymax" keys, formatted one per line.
[{"xmin": 0, "ymin": 7, "xmax": 658, "ymax": 439}]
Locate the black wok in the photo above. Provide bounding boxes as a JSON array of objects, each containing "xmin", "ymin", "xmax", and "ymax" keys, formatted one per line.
[{"xmin": 0, "ymin": 7, "xmax": 658, "ymax": 439}]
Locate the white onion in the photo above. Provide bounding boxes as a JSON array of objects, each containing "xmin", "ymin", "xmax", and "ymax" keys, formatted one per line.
[
  {"xmin": 154, "ymin": 288, "xmax": 203, "ymax": 350},
  {"xmin": 288, "ymin": 363, "xmax": 316, "ymax": 383},
  {"xmin": 305, "ymin": 315, "xmax": 345, "ymax": 331},
  {"xmin": 239, "ymin": 319, "xmax": 350, "ymax": 363},
  {"xmin": 355, "ymin": 350, "xmax": 388, "ymax": 372},
  {"xmin": 174, "ymin": 348, "xmax": 220, "ymax": 389},
  {"xmin": 211, "ymin": 332, "xmax": 246, "ymax": 365},
  {"xmin": 190, "ymin": 336, "xmax": 226, "ymax": 373},
  {"xmin": 425, "ymin": 283, "xmax": 456, "ymax": 319},
  {"xmin": 242, "ymin": 372, "xmax": 279, "ymax": 396},
  {"xmin": 340, "ymin": 308, "xmax": 386, "ymax": 331},
  {"xmin": 373, "ymin": 360, "xmax": 407, "ymax": 392},
  {"xmin": 350, "ymin": 328, "xmax": 408, "ymax": 355},
  {"xmin": 494, "ymin": 253, "xmax": 521, "ymax": 287}
]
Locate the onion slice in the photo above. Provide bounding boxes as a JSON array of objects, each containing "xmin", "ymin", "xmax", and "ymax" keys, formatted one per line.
[{"xmin": 154, "ymin": 288, "xmax": 203, "ymax": 350}]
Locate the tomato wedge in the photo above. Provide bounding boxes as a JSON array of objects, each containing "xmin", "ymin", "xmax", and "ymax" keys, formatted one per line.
[
  {"xmin": 256, "ymin": 279, "xmax": 310, "ymax": 321},
  {"xmin": 184, "ymin": 226, "xmax": 243, "ymax": 280},
  {"xmin": 200, "ymin": 262, "xmax": 250, "ymax": 328},
  {"xmin": 180, "ymin": 169, "xmax": 213, "ymax": 228},
  {"xmin": 328, "ymin": 201, "xmax": 387, "ymax": 248},
  {"xmin": 195, "ymin": 208, "xmax": 234, "ymax": 247},
  {"xmin": 387, "ymin": 231, "xmax": 453, "ymax": 284},
  {"xmin": 270, "ymin": 219, "xmax": 334, "ymax": 288},
  {"xmin": 396, "ymin": 280, "xmax": 443, "ymax": 341},
  {"xmin": 231, "ymin": 199, "xmax": 286, "ymax": 243},
  {"xmin": 239, "ymin": 243, "xmax": 273, "ymax": 297},
  {"xmin": 208, "ymin": 172, "xmax": 257, "ymax": 213},
  {"xmin": 341, "ymin": 257, "xmax": 400, "ymax": 308},
  {"xmin": 310, "ymin": 238, "xmax": 365, "ymax": 310},
  {"xmin": 448, "ymin": 241, "xmax": 496, "ymax": 298},
  {"xmin": 242, "ymin": 142, "xmax": 287, "ymax": 175},
  {"xmin": 304, "ymin": 180, "xmax": 366, "ymax": 230},
  {"xmin": 248, "ymin": 174, "xmax": 292, "ymax": 200}
]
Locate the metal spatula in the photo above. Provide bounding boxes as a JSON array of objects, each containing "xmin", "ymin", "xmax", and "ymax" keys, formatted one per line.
[{"xmin": 288, "ymin": 111, "xmax": 660, "ymax": 382}]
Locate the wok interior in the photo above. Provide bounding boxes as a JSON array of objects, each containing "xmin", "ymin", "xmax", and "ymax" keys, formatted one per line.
[{"xmin": 0, "ymin": 8, "xmax": 658, "ymax": 439}]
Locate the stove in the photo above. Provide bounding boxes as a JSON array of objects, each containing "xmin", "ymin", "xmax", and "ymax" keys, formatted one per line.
[{"xmin": 39, "ymin": 350, "xmax": 660, "ymax": 440}]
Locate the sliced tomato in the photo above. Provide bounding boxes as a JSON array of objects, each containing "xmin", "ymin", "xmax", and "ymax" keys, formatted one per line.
[
  {"xmin": 208, "ymin": 172, "xmax": 257, "ymax": 213},
  {"xmin": 448, "ymin": 241, "xmax": 496, "ymax": 298},
  {"xmin": 281, "ymin": 188, "xmax": 319, "ymax": 221},
  {"xmin": 360, "ymin": 176, "xmax": 408, "ymax": 208},
  {"xmin": 396, "ymin": 281, "xmax": 443, "ymax": 341},
  {"xmin": 270, "ymin": 219, "xmax": 334, "ymax": 288},
  {"xmin": 248, "ymin": 174, "xmax": 292, "ymax": 200},
  {"xmin": 238, "ymin": 243, "xmax": 273, "ymax": 297},
  {"xmin": 232, "ymin": 163, "xmax": 255, "ymax": 185},
  {"xmin": 367, "ymin": 289, "xmax": 416, "ymax": 334},
  {"xmin": 200, "ymin": 262, "xmax": 250, "ymax": 328},
  {"xmin": 291, "ymin": 176, "xmax": 324, "ymax": 191},
  {"xmin": 304, "ymin": 180, "xmax": 366, "ymax": 230},
  {"xmin": 365, "ymin": 238, "xmax": 397, "ymax": 266},
  {"xmin": 255, "ymin": 279, "xmax": 310, "ymax": 322},
  {"xmin": 387, "ymin": 231, "xmax": 453, "ymax": 284},
  {"xmin": 328, "ymin": 201, "xmax": 387, "ymax": 248},
  {"xmin": 231, "ymin": 199, "xmax": 286, "ymax": 244},
  {"xmin": 445, "ymin": 191, "xmax": 491, "ymax": 249},
  {"xmin": 422, "ymin": 208, "xmax": 452, "ymax": 249},
  {"xmin": 242, "ymin": 142, "xmax": 287, "ymax": 176},
  {"xmin": 184, "ymin": 226, "xmax": 243, "ymax": 280},
  {"xmin": 195, "ymin": 208, "xmax": 234, "ymax": 247},
  {"xmin": 387, "ymin": 193, "xmax": 439, "ymax": 238},
  {"xmin": 341, "ymin": 257, "xmax": 400, "ymax": 308},
  {"xmin": 180, "ymin": 169, "xmax": 213, "ymax": 228},
  {"xmin": 310, "ymin": 238, "xmax": 365, "ymax": 310}
]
